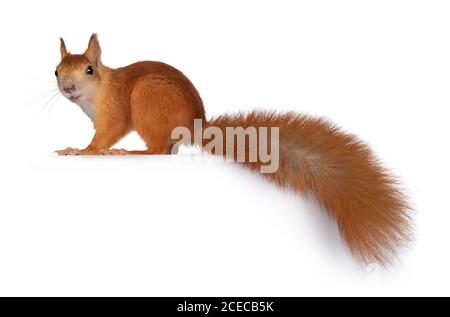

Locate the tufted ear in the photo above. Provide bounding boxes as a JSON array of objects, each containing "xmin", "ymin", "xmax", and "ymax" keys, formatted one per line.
[
  {"xmin": 84, "ymin": 33, "xmax": 101, "ymax": 66},
  {"xmin": 60, "ymin": 37, "xmax": 69, "ymax": 59}
]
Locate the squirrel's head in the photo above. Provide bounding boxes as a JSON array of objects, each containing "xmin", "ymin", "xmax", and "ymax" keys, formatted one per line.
[{"xmin": 55, "ymin": 34, "xmax": 102, "ymax": 103}]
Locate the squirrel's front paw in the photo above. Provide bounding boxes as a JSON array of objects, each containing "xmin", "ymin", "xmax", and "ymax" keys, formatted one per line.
[{"xmin": 54, "ymin": 147, "xmax": 81, "ymax": 155}]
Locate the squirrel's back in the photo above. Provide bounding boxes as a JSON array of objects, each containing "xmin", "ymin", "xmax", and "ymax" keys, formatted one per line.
[{"xmin": 110, "ymin": 61, "xmax": 206, "ymax": 121}]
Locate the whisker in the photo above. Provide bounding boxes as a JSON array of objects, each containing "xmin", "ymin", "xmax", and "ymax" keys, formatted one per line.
[
  {"xmin": 47, "ymin": 94, "xmax": 62, "ymax": 116},
  {"xmin": 25, "ymin": 89, "xmax": 59, "ymax": 108},
  {"xmin": 25, "ymin": 85, "xmax": 58, "ymax": 93},
  {"xmin": 37, "ymin": 92, "xmax": 60, "ymax": 118},
  {"xmin": 25, "ymin": 78, "xmax": 57, "ymax": 84}
]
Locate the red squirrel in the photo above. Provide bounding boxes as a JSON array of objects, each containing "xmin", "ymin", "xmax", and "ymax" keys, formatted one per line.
[{"xmin": 54, "ymin": 34, "xmax": 412, "ymax": 263}]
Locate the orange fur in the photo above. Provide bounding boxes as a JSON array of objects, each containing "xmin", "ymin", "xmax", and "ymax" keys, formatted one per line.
[
  {"xmin": 55, "ymin": 34, "xmax": 412, "ymax": 263},
  {"xmin": 55, "ymin": 34, "xmax": 205, "ymax": 155},
  {"xmin": 207, "ymin": 112, "xmax": 412, "ymax": 263}
]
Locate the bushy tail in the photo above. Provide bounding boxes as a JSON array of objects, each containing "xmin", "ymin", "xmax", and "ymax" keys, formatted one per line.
[{"xmin": 204, "ymin": 110, "xmax": 412, "ymax": 263}]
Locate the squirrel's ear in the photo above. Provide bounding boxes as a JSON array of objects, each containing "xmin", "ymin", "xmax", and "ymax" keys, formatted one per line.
[
  {"xmin": 84, "ymin": 33, "xmax": 101, "ymax": 65},
  {"xmin": 60, "ymin": 37, "xmax": 69, "ymax": 59}
]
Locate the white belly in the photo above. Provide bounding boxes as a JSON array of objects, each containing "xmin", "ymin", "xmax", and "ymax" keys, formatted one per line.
[{"xmin": 75, "ymin": 100, "xmax": 95, "ymax": 121}]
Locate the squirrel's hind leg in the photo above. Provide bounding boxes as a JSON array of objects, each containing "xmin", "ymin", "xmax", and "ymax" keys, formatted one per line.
[{"xmin": 128, "ymin": 75, "xmax": 195, "ymax": 156}]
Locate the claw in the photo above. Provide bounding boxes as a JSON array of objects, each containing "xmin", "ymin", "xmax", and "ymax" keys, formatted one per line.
[
  {"xmin": 54, "ymin": 147, "xmax": 81, "ymax": 155},
  {"xmin": 99, "ymin": 149, "xmax": 112, "ymax": 156},
  {"xmin": 110, "ymin": 148, "xmax": 128, "ymax": 155}
]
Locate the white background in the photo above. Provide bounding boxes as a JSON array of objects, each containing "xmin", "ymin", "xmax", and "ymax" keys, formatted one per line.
[{"xmin": 0, "ymin": 0, "xmax": 449, "ymax": 296}]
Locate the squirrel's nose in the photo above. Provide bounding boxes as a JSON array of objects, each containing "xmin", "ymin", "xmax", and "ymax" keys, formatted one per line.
[{"xmin": 63, "ymin": 85, "xmax": 76, "ymax": 93}]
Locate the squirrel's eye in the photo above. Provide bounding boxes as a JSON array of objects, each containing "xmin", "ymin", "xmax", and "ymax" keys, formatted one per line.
[
  {"xmin": 54, "ymin": 70, "xmax": 58, "ymax": 77},
  {"xmin": 86, "ymin": 66, "xmax": 94, "ymax": 76}
]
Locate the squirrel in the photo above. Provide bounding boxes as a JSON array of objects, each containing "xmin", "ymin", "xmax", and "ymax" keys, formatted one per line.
[{"xmin": 54, "ymin": 34, "xmax": 412, "ymax": 264}]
